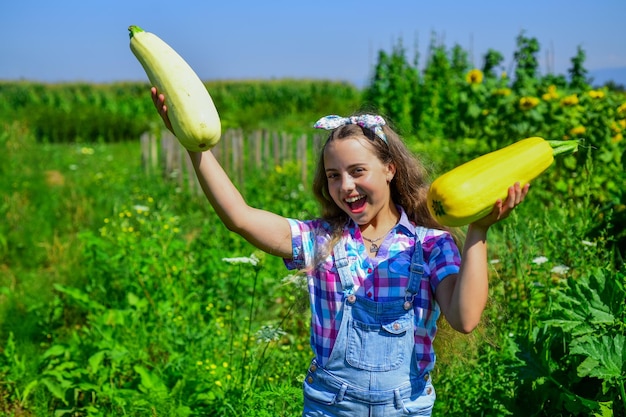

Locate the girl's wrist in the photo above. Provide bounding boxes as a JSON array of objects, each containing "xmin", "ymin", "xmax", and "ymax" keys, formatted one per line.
[{"xmin": 467, "ymin": 223, "xmax": 489, "ymax": 241}]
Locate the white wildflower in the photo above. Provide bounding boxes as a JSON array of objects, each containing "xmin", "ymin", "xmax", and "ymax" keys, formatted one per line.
[
  {"xmin": 255, "ymin": 325, "xmax": 286, "ymax": 343},
  {"xmin": 489, "ymin": 259, "xmax": 501, "ymax": 264},
  {"xmin": 551, "ymin": 265, "xmax": 570, "ymax": 275},
  {"xmin": 132, "ymin": 205, "xmax": 150, "ymax": 213},
  {"xmin": 282, "ymin": 273, "xmax": 309, "ymax": 291},
  {"xmin": 222, "ymin": 254, "xmax": 260, "ymax": 267},
  {"xmin": 581, "ymin": 240, "xmax": 596, "ymax": 247},
  {"xmin": 532, "ymin": 256, "xmax": 549, "ymax": 265}
]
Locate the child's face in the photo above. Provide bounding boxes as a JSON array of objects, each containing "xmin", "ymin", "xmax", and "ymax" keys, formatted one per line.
[{"xmin": 323, "ymin": 136, "xmax": 395, "ymax": 227}]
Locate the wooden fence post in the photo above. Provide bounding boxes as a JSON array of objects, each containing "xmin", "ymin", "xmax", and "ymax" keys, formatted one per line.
[
  {"xmin": 253, "ymin": 130, "xmax": 262, "ymax": 169},
  {"xmin": 141, "ymin": 129, "xmax": 321, "ymax": 196},
  {"xmin": 298, "ymin": 134, "xmax": 307, "ymax": 185}
]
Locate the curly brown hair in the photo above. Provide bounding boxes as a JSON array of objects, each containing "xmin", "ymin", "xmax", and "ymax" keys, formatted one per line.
[{"xmin": 313, "ymin": 120, "xmax": 443, "ymax": 225}]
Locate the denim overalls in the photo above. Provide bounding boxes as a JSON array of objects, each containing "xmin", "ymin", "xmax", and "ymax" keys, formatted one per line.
[{"xmin": 302, "ymin": 226, "xmax": 436, "ymax": 417}]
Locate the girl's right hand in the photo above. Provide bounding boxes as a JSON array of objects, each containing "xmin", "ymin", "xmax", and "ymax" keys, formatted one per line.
[{"xmin": 151, "ymin": 87, "xmax": 174, "ymax": 133}]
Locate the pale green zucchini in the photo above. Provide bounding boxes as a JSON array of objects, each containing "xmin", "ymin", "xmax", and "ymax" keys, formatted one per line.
[{"xmin": 129, "ymin": 25, "xmax": 221, "ymax": 152}]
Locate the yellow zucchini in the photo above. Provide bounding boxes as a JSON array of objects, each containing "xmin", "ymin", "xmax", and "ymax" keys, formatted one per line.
[
  {"xmin": 129, "ymin": 25, "xmax": 221, "ymax": 152},
  {"xmin": 427, "ymin": 137, "xmax": 579, "ymax": 227}
]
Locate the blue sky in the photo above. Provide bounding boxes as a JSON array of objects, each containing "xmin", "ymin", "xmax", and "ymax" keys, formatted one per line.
[{"xmin": 2, "ymin": 0, "xmax": 625, "ymax": 87}]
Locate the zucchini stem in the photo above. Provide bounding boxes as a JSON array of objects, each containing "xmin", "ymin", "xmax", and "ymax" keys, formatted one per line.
[
  {"xmin": 128, "ymin": 25, "xmax": 145, "ymax": 39},
  {"xmin": 547, "ymin": 140, "xmax": 580, "ymax": 157}
]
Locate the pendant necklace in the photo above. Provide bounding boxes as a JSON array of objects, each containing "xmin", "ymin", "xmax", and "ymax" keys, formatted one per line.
[{"xmin": 362, "ymin": 226, "xmax": 395, "ymax": 254}]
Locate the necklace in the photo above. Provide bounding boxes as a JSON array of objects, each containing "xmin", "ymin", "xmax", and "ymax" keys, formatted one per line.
[{"xmin": 362, "ymin": 226, "xmax": 395, "ymax": 254}]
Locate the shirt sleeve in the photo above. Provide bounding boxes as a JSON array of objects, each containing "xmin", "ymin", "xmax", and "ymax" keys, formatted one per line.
[
  {"xmin": 283, "ymin": 218, "xmax": 305, "ymax": 270},
  {"xmin": 283, "ymin": 218, "xmax": 334, "ymax": 272},
  {"xmin": 423, "ymin": 230, "xmax": 461, "ymax": 292}
]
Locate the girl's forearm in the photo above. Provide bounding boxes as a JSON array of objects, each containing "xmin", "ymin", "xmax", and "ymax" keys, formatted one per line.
[
  {"xmin": 188, "ymin": 150, "xmax": 247, "ymax": 231},
  {"xmin": 187, "ymin": 150, "xmax": 293, "ymax": 257},
  {"xmin": 447, "ymin": 224, "xmax": 490, "ymax": 333}
]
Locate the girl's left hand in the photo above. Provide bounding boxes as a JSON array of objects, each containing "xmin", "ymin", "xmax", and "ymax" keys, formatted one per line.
[{"xmin": 472, "ymin": 182, "xmax": 529, "ymax": 229}]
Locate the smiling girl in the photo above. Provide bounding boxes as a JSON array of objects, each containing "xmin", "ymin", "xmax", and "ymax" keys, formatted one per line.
[{"xmin": 152, "ymin": 90, "xmax": 528, "ymax": 416}]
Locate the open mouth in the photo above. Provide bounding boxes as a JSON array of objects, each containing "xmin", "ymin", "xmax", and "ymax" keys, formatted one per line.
[{"xmin": 345, "ymin": 194, "xmax": 367, "ymax": 212}]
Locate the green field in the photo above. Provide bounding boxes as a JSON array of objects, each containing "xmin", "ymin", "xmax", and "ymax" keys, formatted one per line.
[{"xmin": 1, "ymin": 34, "xmax": 625, "ymax": 416}]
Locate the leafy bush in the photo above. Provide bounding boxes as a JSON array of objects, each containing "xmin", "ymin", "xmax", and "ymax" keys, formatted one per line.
[{"xmin": 509, "ymin": 267, "xmax": 625, "ymax": 416}]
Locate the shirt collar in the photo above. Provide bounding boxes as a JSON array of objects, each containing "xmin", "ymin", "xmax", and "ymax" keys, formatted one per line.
[
  {"xmin": 395, "ymin": 205, "xmax": 416, "ymax": 236},
  {"xmin": 346, "ymin": 205, "xmax": 416, "ymax": 237}
]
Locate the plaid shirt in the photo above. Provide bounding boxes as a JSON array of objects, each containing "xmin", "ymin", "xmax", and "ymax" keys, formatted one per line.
[{"xmin": 284, "ymin": 207, "xmax": 461, "ymax": 371}]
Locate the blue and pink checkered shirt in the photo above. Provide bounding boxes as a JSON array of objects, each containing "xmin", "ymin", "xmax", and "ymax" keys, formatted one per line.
[{"xmin": 283, "ymin": 207, "xmax": 461, "ymax": 372}]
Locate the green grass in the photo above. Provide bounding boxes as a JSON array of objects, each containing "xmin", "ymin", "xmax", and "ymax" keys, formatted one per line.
[{"xmin": 0, "ymin": 127, "xmax": 624, "ymax": 416}]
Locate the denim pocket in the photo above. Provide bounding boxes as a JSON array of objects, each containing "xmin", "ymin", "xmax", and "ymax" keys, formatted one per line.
[
  {"xmin": 303, "ymin": 374, "xmax": 338, "ymax": 406},
  {"xmin": 346, "ymin": 316, "xmax": 413, "ymax": 371},
  {"xmin": 399, "ymin": 380, "xmax": 436, "ymax": 416}
]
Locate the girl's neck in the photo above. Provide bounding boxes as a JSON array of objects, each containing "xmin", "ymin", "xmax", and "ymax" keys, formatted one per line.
[{"xmin": 359, "ymin": 203, "xmax": 400, "ymax": 238}]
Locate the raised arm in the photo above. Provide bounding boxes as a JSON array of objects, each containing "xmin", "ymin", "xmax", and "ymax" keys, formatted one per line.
[
  {"xmin": 152, "ymin": 87, "xmax": 293, "ymax": 258},
  {"xmin": 436, "ymin": 182, "xmax": 529, "ymax": 333}
]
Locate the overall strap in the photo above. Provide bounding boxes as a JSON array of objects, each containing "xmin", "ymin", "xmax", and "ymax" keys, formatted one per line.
[
  {"xmin": 333, "ymin": 238, "xmax": 355, "ymax": 295},
  {"xmin": 405, "ymin": 226, "xmax": 428, "ymax": 306}
]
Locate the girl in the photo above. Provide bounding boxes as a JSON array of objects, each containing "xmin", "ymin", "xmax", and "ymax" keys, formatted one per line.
[{"xmin": 151, "ymin": 88, "xmax": 528, "ymax": 416}]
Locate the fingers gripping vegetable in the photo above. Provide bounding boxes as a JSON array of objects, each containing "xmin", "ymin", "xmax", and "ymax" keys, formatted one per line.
[
  {"xmin": 427, "ymin": 137, "xmax": 579, "ymax": 227},
  {"xmin": 129, "ymin": 25, "xmax": 221, "ymax": 152}
]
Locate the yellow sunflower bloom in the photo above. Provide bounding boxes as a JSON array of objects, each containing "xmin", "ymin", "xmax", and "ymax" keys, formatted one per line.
[
  {"xmin": 466, "ymin": 69, "xmax": 484, "ymax": 84},
  {"xmin": 542, "ymin": 85, "xmax": 559, "ymax": 101},
  {"xmin": 569, "ymin": 126, "xmax": 586, "ymax": 136},
  {"xmin": 588, "ymin": 90, "xmax": 605, "ymax": 99},
  {"xmin": 561, "ymin": 94, "xmax": 579, "ymax": 106},
  {"xmin": 493, "ymin": 88, "xmax": 511, "ymax": 96},
  {"xmin": 519, "ymin": 96, "xmax": 540, "ymax": 111}
]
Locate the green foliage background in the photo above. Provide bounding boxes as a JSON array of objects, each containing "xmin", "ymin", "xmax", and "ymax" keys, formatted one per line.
[{"xmin": 0, "ymin": 31, "xmax": 625, "ymax": 416}]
